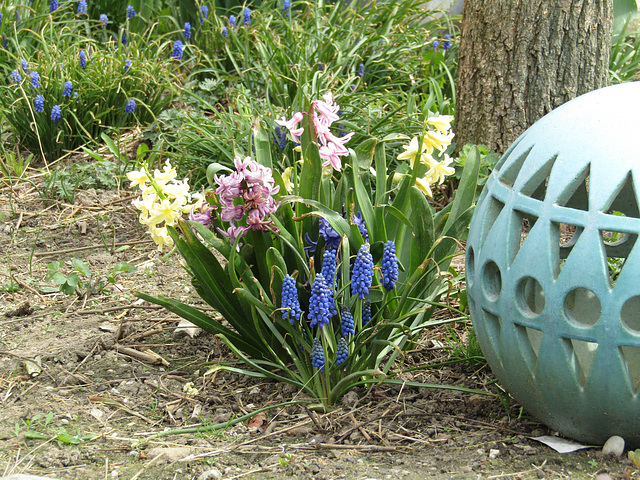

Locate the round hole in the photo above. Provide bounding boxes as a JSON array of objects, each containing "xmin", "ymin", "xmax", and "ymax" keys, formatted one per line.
[
  {"xmin": 621, "ymin": 296, "xmax": 640, "ymax": 332},
  {"xmin": 466, "ymin": 247, "xmax": 475, "ymax": 286},
  {"xmin": 516, "ymin": 276, "xmax": 545, "ymax": 317},
  {"xmin": 482, "ymin": 261, "xmax": 502, "ymax": 301},
  {"xmin": 564, "ymin": 288, "xmax": 601, "ymax": 327}
]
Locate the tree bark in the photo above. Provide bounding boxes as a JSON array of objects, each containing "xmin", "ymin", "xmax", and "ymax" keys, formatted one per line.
[{"xmin": 454, "ymin": 0, "xmax": 613, "ymax": 155}]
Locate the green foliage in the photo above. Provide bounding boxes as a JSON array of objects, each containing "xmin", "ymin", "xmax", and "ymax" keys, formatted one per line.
[
  {"xmin": 42, "ymin": 159, "xmax": 125, "ymax": 203},
  {"xmin": 136, "ymin": 101, "xmax": 483, "ymax": 406},
  {"xmin": 610, "ymin": 17, "xmax": 640, "ymax": 84},
  {"xmin": 0, "ymin": 1, "xmax": 178, "ymax": 161},
  {"xmin": 45, "ymin": 258, "xmax": 135, "ymax": 296}
]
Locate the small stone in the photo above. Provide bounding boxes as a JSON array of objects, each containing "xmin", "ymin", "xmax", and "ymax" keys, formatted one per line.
[
  {"xmin": 198, "ymin": 469, "xmax": 222, "ymax": 480},
  {"xmin": 595, "ymin": 474, "xmax": 614, "ymax": 480},
  {"xmin": 489, "ymin": 449, "xmax": 501, "ymax": 459},
  {"xmin": 602, "ymin": 435, "xmax": 625, "ymax": 457}
]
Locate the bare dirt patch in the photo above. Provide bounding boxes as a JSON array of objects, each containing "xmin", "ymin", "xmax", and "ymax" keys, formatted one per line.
[{"xmin": 0, "ymin": 180, "xmax": 636, "ymax": 480}]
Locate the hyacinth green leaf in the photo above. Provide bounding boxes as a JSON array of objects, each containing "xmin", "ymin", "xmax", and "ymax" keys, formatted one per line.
[
  {"xmin": 443, "ymin": 145, "xmax": 480, "ymax": 235},
  {"xmin": 299, "ymin": 103, "xmax": 322, "ymax": 205},
  {"xmin": 408, "ymin": 186, "xmax": 435, "ymax": 275},
  {"xmin": 266, "ymin": 246, "xmax": 287, "ymax": 304},
  {"xmin": 253, "ymin": 117, "xmax": 273, "ymax": 169},
  {"xmin": 348, "ymin": 153, "xmax": 376, "ymax": 244}
]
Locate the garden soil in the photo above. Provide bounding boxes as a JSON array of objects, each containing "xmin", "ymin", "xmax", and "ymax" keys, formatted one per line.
[{"xmin": 0, "ymin": 178, "xmax": 636, "ymax": 480}]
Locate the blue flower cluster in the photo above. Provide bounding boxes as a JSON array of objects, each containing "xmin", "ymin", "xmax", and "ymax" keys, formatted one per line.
[
  {"xmin": 51, "ymin": 105, "xmax": 61, "ymax": 122},
  {"xmin": 353, "ymin": 211, "xmax": 369, "ymax": 243},
  {"xmin": 34, "ymin": 95, "xmax": 44, "ymax": 113},
  {"xmin": 30, "ymin": 71, "xmax": 40, "ymax": 89},
  {"xmin": 50, "ymin": 0, "xmax": 58, "ymax": 13},
  {"xmin": 10, "ymin": 69, "xmax": 21, "ymax": 83},
  {"xmin": 357, "ymin": 63, "xmax": 364, "ymax": 77},
  {"xmin": 244, "ymin": 8, "xmax": 251, "ymax": 25},
  {"xmin": 230, "ymin": 15, "xmax": 236, "ymax": 29},
  {"xmin": 79, "ymin": 50, "xmax": 87, "ymax": 68},
  {"xmin": 311, "ymin": 339, "xmax": 325, "ymax": 370},
  {"xmin": 63, "ymin": 80, "xmax": 73, "ymax": 97},
  {"xmin": 125, "ymin": 99, "xmax": 136, "ymax": 114},
  {"xmin": 222, "ymin": 26, "xmax": 228, "ymax": 37},
  {"xmin": 21, "ymin": 59, "xmax": 29, "ymax": 72},
  {"xmin": 126, "ymin": 5, "xmax": 136, "ymax": 19},
  {"xmin": 100, "ymin": 14, "xmax": 108, "ymax": 26},
  {"xmin": 124, "ymin": 59, "xmax": 132, "ymax": 72},
  {"xmin": 319, "ymin": 218, "xmax": 341, "ymax": 250},
  {"xmin": 200, "ymin": 5, "xmax": 209, "ymax": 24},
  {"xmin": 274, "ymin": 126, "xmax": 286, "ymax": 150},
  {"xmin": 78, "ymin": 0, "xmax": 87, "ymax": 15},
  {"xmin": 362, "ymin": 299, "xmax": 371, "ymax": 325},
  {"xmin": 283, "ymin": 0, "xmax": 290, "ymax": 17},
  {"xmin": 281, "ymin": 274, "xmax": 302, "ymax": 325},
  {"xmin": 340, "ymin": 306, "xmax": 355, "ymax": 337},
  {"xmin": 336, "ymin": 337, "xmax": 348, "ymax": 367},
  {"xmin": 308, "ymin": 273, "xmax": 333, "ymax": 328},
  {"xmin": 381, "ymin": 240, "xmax": 398, "ymax": 291},
  {"xmin": 184, "ymin": 22, "xmax": 191, "ymax": 40},
  {"xmin": 351, "ymin": 245, "xmax": 374, "ymax": 299},
  {"xmin": 172, "ymin": 40, "xmax": 184, "ymax": 60},
  {"xmin": 121, "ymin": 32, "xmax": 127, "ymax": 45}
]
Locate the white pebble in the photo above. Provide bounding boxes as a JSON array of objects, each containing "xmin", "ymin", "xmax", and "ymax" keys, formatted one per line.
[{"xmin": 602, "ymin": 435, "xmax": 625, "ymax": 457}]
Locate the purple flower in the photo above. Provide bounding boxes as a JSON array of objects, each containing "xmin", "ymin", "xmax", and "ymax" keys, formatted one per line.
[
  {"xmin": 352, "ymin": 211, "xmax": 369, "ymax": 243},
  {"xmin": 317, "ymin": 62, "xmax": 324, "ymax": 71},
  {"xmin": 172, "ymin": 40, "xmax": 184, "ymax": 60},
  {"xmin": 340, "ymin": 305, "xmax": 355, "ymax": 336},
  {"xmin": 10, "ymin": 69, "xmax": 21, "ymax": 83},
  {"xmin": 78, "ymin": 0, "xmax": 87, "ymax": 15},
  {"xmin": 34, "ymin": 95, "xmax": 44, "ymax": 113},
  {"xmin": 336, "ymin": 337, "xmax": 348, "ymax": 366},
  {"xmin": 281, "ymin": 274, "xmax": 302, "ymax": 324},
  {"xmin": 62, "ymin": 80, "xmax": 73, "ymax": 97},
  {"xmin": 443, "ymin": 34, "xmax": 451, "ymax": 50},
  {"xmin": 189, "ymin": 206, "xmax": 214, "ymax": 227},
  {"xmin": 244, "ymin": 7, "xmax": 251, "ymax": 25},
  {"xmin": 311, "ymin": 338, "xmax": 325, "ymax": 370},
  {"xmin": 124, "ymin": 99, "xmax": 135, "ymax": 113},
  {"xmin": 230, "ymin": 14, "xmax": 236, "ymax": 29},
  {"xmin": 30, "ymin": 71, "xmax": 40, "ymax": 89},
  {"xmin": 308, "ymin": 273, "xmax": 333, "ymax": 328},
  {"xmin": 351, "ymin": 245, "xmax": 373, "ymax": 299},
  {"xmin": 381, "ymin": 240, "xmax": 398, "ymax": 291},
  {"xmin": 433, "ymin": 39, "xmax": 439, "ymax": 50},
  {"xmin": 222, "ymin": 26, "xmax": 228, "ymax": 37},
  {"xmin": 50, "ymin": 0, "xmax": 58, "ymax": 13},
  {"xmin": 51, "ymin": 105, "xmax": 61, "ymax": 122},
  {"xmin": 126, "ymin": 5, "xmax": 136, "ymax": 19},
  {"xmin": 21, "ymin": 59, "xmax": 28, "ymax": 72},
  {"xmin": 79, "ymin": 50, "xmax": 87, "ymax": 68},
  {"xmin": 184, "ymin": 22, "xmax": 191, "ymax": 40},
  {"xmin": 319, "ymin": 218, "xmax": 341, "ymax": 250},
  {"xmin": 357, "ymin": 62, "xmax": 364, "ymax": 77}
]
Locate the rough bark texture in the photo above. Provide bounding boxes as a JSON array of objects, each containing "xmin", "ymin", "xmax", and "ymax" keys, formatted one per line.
[{"xmin": 455, "ymin": 0, "xmax": 613, "ymax": 155}]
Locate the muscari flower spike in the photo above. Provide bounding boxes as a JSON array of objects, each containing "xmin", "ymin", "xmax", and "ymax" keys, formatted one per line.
[
  {"xmin": 51, "ymin": 105, "xmax": 61, "ymax": 123},
  {"xmin": 230, "ymin": 14, "xmax": 236, "ymax": 28},
  {"xmin": 319, "ymin": 218, "xmax": 341, "ymax": 250},
  {"xmin": 79, "ymin": 50, "xmax": 87, "ymax": 68},
  {"xmin": 62, "ymin": 80, "xmax": 73, "ymax": 97},
  {"xmin": 362, "ymin": 299, "xmax": 371, "ymax": 326},
  {"xmin": 336, "ymin": 337, "xmax": 348, "ymax": 367},
  {"xmin": 281, "ymin": 274, "xmax": 302, "ymax": 325},
  {"xmin": 357, "ymin": 63, "xmax": 364, "ymax": 77},
  {"xmin": 50, "ymin": 0, "xmax": 58, "ymax": 13},
  {"xmin": 433, "ymin": 39, "xmax": 439, "ymax": 50},
  {"xmin": 274, "ymin": 126, "xmax": 287, "ymax": 150},
  {"xmin": 381, "ymin": 240, "xmax": 399, "ymax": 291},
  {"xmin": 244, "ymin": 7, "xmax": 251, "ymax": 25},
  {"xmin": 222, "ymin": 26, "xmax": 228, "ymax": 37},
  {"xmin": 353, "ymin": 211, "xmax": 369, "ymax": 243},
  {"xmin": 200, "ymin": 5, "xmax": 209, "ymax": 24},
  {"xmin": 78, "ymin": 0, "xmax": 87, "ymax": 15},
  {"xmin": 351, "ymin": 244, "xmax": 374, "ymax": 299},
  {"xmin": 443, "ymin": 33, "xmax": 451, "ymax": 50},
  {"xmin": 21, "ymin": 59, "xmax": 28, "ymax": 72},
  {"xmin": 124, "ymin": 59, "xmax": 132, "ymax": 72},
  {"xmin": 184, "ymin": 22, "xmax": 191, "ymax": 40},
  {"xmin": 126, "ymin": 5, "xmax": 136, "ymax": 19},
  {"xmin": 100, "ymin": 14, "xmax": 109, "ymax": 26},
  {"xmin": 10, "ymin": 69, "xmax": 21, "ymax": 83},
  {"xmin": 125, "ymin": 99, "xmax": 136, "ymax": 114},
  {"xmin": 311, "ymin": 338, "xmax": 325, "ymax": 370},
  {"xmin": 34, "ymin": 95, "xmax": 44, "ymax": 113},
  {"xmin": 172, "ymin": 40, "xmax": 184, "ymax": 60},
  {"xmin": 340, "ymin": 305, "xmax": 355, "ymax": 337},
  {"xmin": 308, "ymin": 273, "xmax": 333, "ymax": 328},
  {"xmin": 121, "ymin": 32, "xmax": 127, "ymax": 45},
  {"xmin": 30, "ymin": 71, "xmax": 39, "ymax": 89},
  {"xmin": 283, "ymin": 0, "xmax": 290, "ymax": 16}
]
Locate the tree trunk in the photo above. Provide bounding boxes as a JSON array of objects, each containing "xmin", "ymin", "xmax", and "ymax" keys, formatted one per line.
[{"xmin": 454, "ymin": 0, "xmax": 613, "ymax": 155}]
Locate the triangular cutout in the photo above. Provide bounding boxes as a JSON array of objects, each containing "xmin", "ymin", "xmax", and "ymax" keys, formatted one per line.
[
  {"xmin": 508, "ymin": 210, "xmax": 540, "ymax": 265},
  {"xmin": 480, "ymin": 196, "xmax": 505, "ymax": 246},
  {"xmin": 604, "ymin": 172, "xmax": 640, "ymax": 219},
  {"xmin": 563, "ymin": 337, "xmax": 598, "ymax": 387},
  {"xmin": 514, "ymin": 324, "xmax": 542, "ymax": 375},
  {"xmin": 519, "ymin": 155, "xmax": 557, "ymax": 202},
  {"xmin": 553, "ymin": 222, "xmax": 583, "ymax": 261},
  {"xmin": 482, "ymin": 309, "xmax": 502, "ymax": 365},
  {"xmin": 556, "ymin": 163, "xmax": 590, "ymax": 211},
  {"xmin": 620, "ymin": 346, "xmax": 640, "ymax": 393},
  {"xmin": 498, "ymin": 147, "xmax": 532, "ymax": 187},
  {"xmin": 599, "ymin": 230, "xmax": 637, "ymax": 288}
]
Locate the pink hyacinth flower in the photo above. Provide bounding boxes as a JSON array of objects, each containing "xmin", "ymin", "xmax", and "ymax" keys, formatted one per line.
[{"xmin": 275, "ymin": 112, "xmax": 305, "ymax": 143}]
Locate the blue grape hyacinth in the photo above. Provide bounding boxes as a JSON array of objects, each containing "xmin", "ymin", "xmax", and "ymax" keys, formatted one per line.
[
  {"xmin": 21, "ymin": 59, "xmax": 28, "ymax": 72},
  {"xmin": 308, "ymin": 273, "xmax": 333, "ymax": 328},
  {"xmin": 353, "ymin": 211, "xmax": 369, "ymax": 243},
  {"xmin": 125, "ymin": 99, "xmax": 136, "ymax": 114},
  {"xmin": 351, "ymin": 245, "xmax": 374, "ymax": 299},
  {"xmin": 51, "ymin": 105, "xmax": 61, "ymax": 123},
  {"xmin": 184, "ymin": 22, "xmax": 191, "ymax": 40},
  {"xmin": 381, "ymin": 240, "xmax": 399, "ymax": 291},
  {"xmin": 362, "ymin": 299, "xmax": 371, "ymax": 326},
  {"xmin": 121, "ymin": 32, "xmax": 127, "ymax": 45},
  {"xmin": 200, "ymin": 5, "xmax": 209, "ymax": 24},
  {"xmin": 281, "ymin": 274, "xmax": 302, "ymax": 325},
  {"xmin": 100, "ymin": 14, "xmax": 108, "ymax": 26},
  {"xmin": 34, "ymin": 95, "xmax": 44, "ymax": 113},
  {"xmin": 336, "ymin": 337, "xmax": 348, "ymax": 367},
  {"xmin": 126, "ymin": 5, "xmax": 136, "ymax": 19},
  {"xmin": 443, "ymin": 33, "xmax": 451, "ymax": 50},
  {"xmin": 30, "ymin": 71, "xmax": 39, "ymax": 89},
  {"xmin": 230, "ymin": 15, "xmax": 236, "ymax": 29},
  {"xmin": 357, "ymin": 63, "xmax": 364, "ymax": 77},
  {"xmin": 340, "ymin": 305, "xmax": 355, "ymax": 337},
  {"xmin": 10, "ymin": 69, "xmax": 21, "ymax": 83},
  {"xmin": 77, "ymin": 0, "xmax": 87, "ymax": 15},
  {"xmin": 79, "ymin": 50, "xmax": 86, "ymax": 68},
  {"xmin": 311, "ymin": 339, "xmax": 325, "ymax": 370},
  {"xmin": 50, "ymin": 0, "xmax": 58, "ymax": 12},
  {"xmin": 172, "ymin": 40, "xmax": 184, "ymax": 60},
  {"xmin": 319, "ymin": 218, "xmax": 341, "ymax": 250},
  {"xmin": 124, "ymin": 59, "xmax": 132, "ymax": 72},
  {"xmin": 62, "ymin": 81, "xmax": 73, "ymax": 97},
  {"xmin": 244, "ymin": 8, "xmax": 251, "ymax": 25},
  {"xmin": 222, "ymin": 26, "xmax": 228, "ymax": 37},
  {"xmin": 283, "ymin": 0, "xmax": 290, "ymax": 16},
  {"xmin": 433, "ymin": 39, "xmax": 439, "ymax": 50}
]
